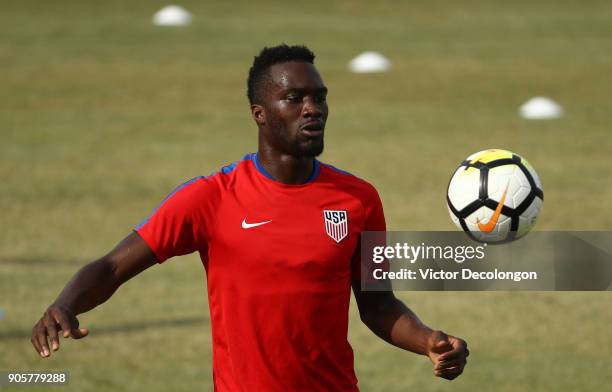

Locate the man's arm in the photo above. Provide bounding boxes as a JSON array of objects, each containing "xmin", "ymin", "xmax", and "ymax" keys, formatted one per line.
[
  {"xmin": 31, "ymin": 231, "xmax": 157, "ymax": 358},
  {"xmin": 352, "ymin": 281, "xmax": 469, "ymax": 380}
]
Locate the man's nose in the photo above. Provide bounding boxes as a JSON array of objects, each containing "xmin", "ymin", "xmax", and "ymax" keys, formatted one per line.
[{"xmin": 302, "ymin": 97, "xmax": 323, "ymax": 118}]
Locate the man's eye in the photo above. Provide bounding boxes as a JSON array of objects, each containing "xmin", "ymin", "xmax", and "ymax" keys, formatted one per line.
[
  {"xmin": 286, "ymin": 95, "xmax": 301, "ymax": 102},
  {"xmin": 315, "ymin": 95, "xmax": 327, "ymax": 103}
]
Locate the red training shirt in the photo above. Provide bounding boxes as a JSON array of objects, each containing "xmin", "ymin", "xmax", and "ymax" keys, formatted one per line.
[{"xmin": 136, "ymin": 152, "xmax": 386, "ymax": 391}]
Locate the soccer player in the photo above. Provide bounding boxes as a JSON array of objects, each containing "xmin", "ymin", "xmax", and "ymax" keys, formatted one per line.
[{"xmin": 31, "ymin": 44, "xmax": 468, "ymax": 390}]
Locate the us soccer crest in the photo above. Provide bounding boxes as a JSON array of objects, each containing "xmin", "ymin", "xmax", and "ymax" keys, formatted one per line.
[{"xmin": 323, "ymin": 210, "xmax": 348, "ymax": 243}]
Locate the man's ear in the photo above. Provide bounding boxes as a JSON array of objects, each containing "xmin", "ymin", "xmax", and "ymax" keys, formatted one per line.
[{"xmin": 251, "ymin": 104, "xmax": 265, "ymax": 126}]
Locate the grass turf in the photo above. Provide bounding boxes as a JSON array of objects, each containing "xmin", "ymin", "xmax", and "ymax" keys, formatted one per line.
[{"xmin": 1, "ymin": 1, "xmax": 611, "ymax": 391}]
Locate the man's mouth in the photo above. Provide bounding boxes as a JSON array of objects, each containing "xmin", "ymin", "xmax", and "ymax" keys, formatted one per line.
[{"xmin": 300, "ymin": 121, "xmax": 325, "ymax": 137}]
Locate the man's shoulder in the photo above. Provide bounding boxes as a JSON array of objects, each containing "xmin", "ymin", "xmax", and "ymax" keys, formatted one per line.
[
  {"xmin": 318, "ymin": 161, "xmax": 380, "ymax": 199},
  {"xmin": 214, "ymin": 153, "xmax": 255, "ymax": 177},
  {"xmin": 165, "ymin": 154, "xmax": 252, "ymax": 198},
  {"xmin": 200, "ymin": 153, "xmax": 254, "ymax": 185}
]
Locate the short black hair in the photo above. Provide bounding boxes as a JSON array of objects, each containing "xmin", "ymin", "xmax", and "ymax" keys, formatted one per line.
[{"xmin": 247, "ymin": 44, "xmax": 315, "ymax": 105}]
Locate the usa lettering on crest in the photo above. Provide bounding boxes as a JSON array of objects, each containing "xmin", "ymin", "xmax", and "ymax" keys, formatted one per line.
[{"xmin": 323, "ymin": 210, "xmax": 348, "ymax": 243}]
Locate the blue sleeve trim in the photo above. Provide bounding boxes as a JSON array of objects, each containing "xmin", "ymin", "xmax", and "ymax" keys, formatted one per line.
[
  {"xmin": 208, "ymin": 153, "xmax": 252, "ymax": 177},
  {"xmin": 221, "ymin": 162, "xmax": 238, "ymax": 174}
]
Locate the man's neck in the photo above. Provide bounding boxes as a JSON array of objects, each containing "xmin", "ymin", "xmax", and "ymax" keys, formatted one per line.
[{"xmin": 257, "ymin": 148, "xmax": 316, "ymax": 185}]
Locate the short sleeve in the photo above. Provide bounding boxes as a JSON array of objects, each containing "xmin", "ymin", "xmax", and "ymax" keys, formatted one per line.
[
  {"xmin": 352, "ymin": 185, "xmax": 387, "ymax": 280},
  {"xmin": 135, "ymin": 176, "xmax": 218, "ymax": 263},
  {"xmin": 364, "ymin": 186, "xmax": 386, "ymax": 232}
]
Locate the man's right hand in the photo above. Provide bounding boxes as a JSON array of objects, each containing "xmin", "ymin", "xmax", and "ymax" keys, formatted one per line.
[
  {"xmin": 30, "ymin": 232, "xmax": 157, "ymax": 358},
  {"xmin": 31, "ymin": 304, "xmax": 89, "ymax": 358}
]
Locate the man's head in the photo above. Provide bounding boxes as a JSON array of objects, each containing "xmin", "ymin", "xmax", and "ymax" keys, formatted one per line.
[{"xmin": 248, "ymin": 44, "xmax": 328, "ymax": 158}]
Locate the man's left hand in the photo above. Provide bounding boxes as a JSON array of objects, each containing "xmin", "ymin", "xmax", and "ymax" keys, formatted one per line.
[{"xmin": 426, "ymin": 330, "xmax": 469, "ymax": 380}]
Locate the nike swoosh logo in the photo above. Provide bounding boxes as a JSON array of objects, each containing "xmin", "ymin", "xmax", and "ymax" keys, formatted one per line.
[
  {"xmin": 477, "ymin": 183, "xmax": 509, "ymax": 233},
  {"xmin": 241, "ymin": 219, "xmax": 272, "ymax": 229}
]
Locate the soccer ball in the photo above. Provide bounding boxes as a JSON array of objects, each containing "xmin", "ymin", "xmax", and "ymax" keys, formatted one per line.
[{"xmin": 447, "ymin": 149, "xmax": 544, "ymax": 243}]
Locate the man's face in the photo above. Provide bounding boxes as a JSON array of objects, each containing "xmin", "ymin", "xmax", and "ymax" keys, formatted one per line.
[{"xmin": 254, "ymin": 61, "xmax": 328, "ymax": 158}]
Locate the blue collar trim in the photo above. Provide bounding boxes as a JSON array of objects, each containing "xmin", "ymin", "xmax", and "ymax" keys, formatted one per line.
[{"xmin": 250, "ymin": 153, "xmax": 320, "ymax": 184}]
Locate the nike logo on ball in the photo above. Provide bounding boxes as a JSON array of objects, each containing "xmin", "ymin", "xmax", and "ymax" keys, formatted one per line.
[
  {"xmin": 477, "ymin": 184, "xmax": 509, "ymax": 233},
  {"xmin": 241, "ymin": 219, "xmax": 272, "ymax": 229}
]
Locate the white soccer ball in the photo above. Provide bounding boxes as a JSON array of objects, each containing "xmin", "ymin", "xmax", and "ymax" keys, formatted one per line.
[{"xmin": 447, "ymin": 149, "xmax": 544, "ymax": 243}]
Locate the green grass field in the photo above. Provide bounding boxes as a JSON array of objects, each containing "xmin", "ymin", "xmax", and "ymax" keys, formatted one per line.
[{"xmin": 1, "ymin": 0, "xmax": 611, "ymax": 390}]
